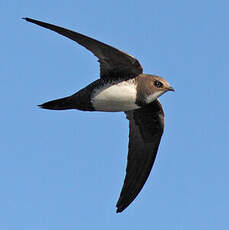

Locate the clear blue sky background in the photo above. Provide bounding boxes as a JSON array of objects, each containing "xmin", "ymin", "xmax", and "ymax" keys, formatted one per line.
[{"xmin": 1, "ymin": 0, "xmax": 229, "ymax": 229}]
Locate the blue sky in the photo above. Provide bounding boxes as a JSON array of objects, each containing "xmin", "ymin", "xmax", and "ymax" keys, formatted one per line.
[{"xmin": 1, "ymin": 0, "xmax": 229, "ymax": 229}]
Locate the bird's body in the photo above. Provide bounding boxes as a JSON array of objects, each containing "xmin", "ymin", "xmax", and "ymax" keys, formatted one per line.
[
  {"xmin": 24, "ymin": 17, "xmax": 174, "ymax": 213},
  {"xmin": 41, "ymin": 74, "xmax": 171, "ymax": 112},
  {"xmin": 91, "ymin": 78, "xmax": 139, "ymax": 112}
]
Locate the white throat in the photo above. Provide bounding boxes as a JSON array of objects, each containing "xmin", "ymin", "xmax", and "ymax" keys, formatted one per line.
[{"xmin": 145, "ymin": 91, "xmax": 164, "ymax": 104}]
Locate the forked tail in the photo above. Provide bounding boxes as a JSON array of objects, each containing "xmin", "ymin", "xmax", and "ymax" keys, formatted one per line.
[{"xmin": 38, "ymin": 96, "xmax": 75, "ymax": 110}]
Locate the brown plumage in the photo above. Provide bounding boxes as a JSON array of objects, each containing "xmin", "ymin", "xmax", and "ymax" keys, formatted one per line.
[{"xmin": 24, "ymin": 17, "xmax": 174, "ymax": 213}]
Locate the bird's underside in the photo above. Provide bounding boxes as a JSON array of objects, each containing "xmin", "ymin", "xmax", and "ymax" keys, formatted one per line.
[{"xmin": 24, "ymin": 17, "xmax": 168, "ymax": 213}]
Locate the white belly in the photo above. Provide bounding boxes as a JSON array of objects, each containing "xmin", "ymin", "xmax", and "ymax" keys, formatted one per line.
[{"xmin": 91, "ymin": 80, "xmax": 140, "ymax": 112}]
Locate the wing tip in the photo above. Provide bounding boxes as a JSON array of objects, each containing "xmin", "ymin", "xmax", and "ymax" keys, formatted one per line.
[
  {"xmin": 115, "ymin": 197, "xmax": 128, "ymax": 213},
  {"xmin": 116, "ymin": 208, "xmax": 122, "ymax": 213},
  {"xmin": 116, "ymin": 205, "xmax": 125, "ymax": 213},
  {"xmin": 22, "ymin": 17, "xmax": 29, "ymax": 21},
  {"xmin": 22, "ymin": 17, "xmax": 37, "ymax": 24},
  {"xmin": 37, "ymin": 104, "xmax": 44, "ymax": 109}
]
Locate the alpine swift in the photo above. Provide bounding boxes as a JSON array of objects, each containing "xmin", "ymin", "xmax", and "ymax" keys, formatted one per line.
[{"xmin": 24, "ymin": 17, "xmax": 174, "ymax": 213}]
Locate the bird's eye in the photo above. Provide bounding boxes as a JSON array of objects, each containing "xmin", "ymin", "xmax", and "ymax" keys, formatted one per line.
[{"xmin": 154, "ymin": 80, "xmax": 163, "ymax": 88}]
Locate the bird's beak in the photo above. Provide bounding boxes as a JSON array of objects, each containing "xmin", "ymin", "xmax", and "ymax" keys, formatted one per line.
[{"xmin": 167, "ymin": 86, "xmax": 175, "ymax": 92}]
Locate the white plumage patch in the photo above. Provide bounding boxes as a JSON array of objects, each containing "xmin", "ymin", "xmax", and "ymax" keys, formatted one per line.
[
  {"xmin": 91, "ymin": 79, "xmax": 140, "ymax": 112},
  {"xmin": 145, "ymin": 91, "xmax": 165, "ymax": 104}
]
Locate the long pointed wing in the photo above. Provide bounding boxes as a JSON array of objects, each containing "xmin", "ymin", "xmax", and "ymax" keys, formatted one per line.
[
  {"xmin": 24, "ymin": 17, "xmax": 143, "ymax": 79},
  {"xmin": 116, "ymin": 100, "xmax": 164, "ymax": 213}
]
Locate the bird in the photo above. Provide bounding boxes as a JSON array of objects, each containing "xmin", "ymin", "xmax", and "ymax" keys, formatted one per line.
[{"xmin": 23, "ymin": 17, "xmax": 174, "ymax": 213}]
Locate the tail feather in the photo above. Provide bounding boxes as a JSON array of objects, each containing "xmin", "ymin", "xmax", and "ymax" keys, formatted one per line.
[{"xmin": 39, "ymin": 96, "xmax": 75, "ymax": 110}]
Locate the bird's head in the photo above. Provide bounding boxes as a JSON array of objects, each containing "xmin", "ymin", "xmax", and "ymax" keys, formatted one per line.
[{"xmin": 136, "ymin": 74, "xmax": 174, "ymax": 104}]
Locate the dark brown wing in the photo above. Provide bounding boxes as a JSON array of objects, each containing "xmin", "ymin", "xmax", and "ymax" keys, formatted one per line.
[
  {"xmin": 116, "ymin": 100, "xmax": 164, "ymax": 213},
  {"xmin": 23, "ymin": 17, "xmax": 143, "ymax": 79}
]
